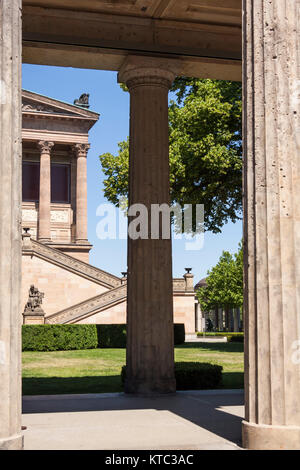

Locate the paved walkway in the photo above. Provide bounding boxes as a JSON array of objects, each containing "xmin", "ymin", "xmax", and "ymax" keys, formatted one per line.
[
  {"xmin": 185, "ymin": 337, "xmax": 228, "ymax": 343},
  {"xmin": 22, "ymin": 390, "xmax": 244, "ymax": 450}
]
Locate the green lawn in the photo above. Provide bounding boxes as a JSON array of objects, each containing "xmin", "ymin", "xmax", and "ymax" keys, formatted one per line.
[{"xmin": 22, "ymin": 342, "xmax": 244, "ymax": 395}]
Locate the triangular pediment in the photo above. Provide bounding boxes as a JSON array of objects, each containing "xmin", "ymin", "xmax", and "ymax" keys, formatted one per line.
[{"xmin": 22, "ymin": 90, "xmax": 99, "ymax": 121}]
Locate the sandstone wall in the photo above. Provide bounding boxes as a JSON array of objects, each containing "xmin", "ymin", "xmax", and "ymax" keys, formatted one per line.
[
  {"xmin": 22, "ymin": 255, "xmax": 108, "ymax": 316},
  {"xmin": 77, "ymin": 294, "xmax": 195, "ymax": 334}
]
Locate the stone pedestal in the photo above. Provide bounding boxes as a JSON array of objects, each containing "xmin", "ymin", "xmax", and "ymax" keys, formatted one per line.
[
  {"xmin": 184, "ymin": 273, "xmax": 194, "ymax": 291},
  {"xmin": 119, "ymin": 56, "xmax": 179, "ymax": 394},
  {"xmin": 0, "ymin": 0, "xmax": 23, "ymax": 450},
  {"xmin": 243, "ymin": 0, "xmax": 300, "ymax": 450},
  {"xmin": 38, "ymin": 141, "xmax": 54, "ymax": 242},
  {"xmin": 22, "ymin": 310, "xmax": 45, "ymax": 325},
  {"xmin": 73, "ymin": 144, "xmax": 90, "ymax": 244}
]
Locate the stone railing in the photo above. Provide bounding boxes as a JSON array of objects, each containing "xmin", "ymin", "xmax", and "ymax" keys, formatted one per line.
[
  {"xmin": 172, "ymin": 278, "xmax": 187, "ymax": 292},
  {"xmin": 46, "ymin": 277, "xmax": 195, "ymax": 325},
  {"xmin": 46, "ymin": 284, "xmax": 127, "ymax": 324},
  {"xmin": 22, "ymin": 236, "xmax": 121, "ymax": 289}
]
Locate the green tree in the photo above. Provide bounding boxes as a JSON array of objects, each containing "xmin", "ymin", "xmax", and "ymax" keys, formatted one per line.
[
  {"xmin": 197, "ymin": 242, "xmax": 243, "ymax": 314},
  {"xmin": 99, "ymin": 78, "xmax": 242, "ymax": 233}
]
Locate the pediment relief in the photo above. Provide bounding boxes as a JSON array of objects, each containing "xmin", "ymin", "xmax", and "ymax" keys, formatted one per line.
[
  {"xmin": 22, "ymin": 99, "xmax": 79, "ymax": 117},
  {"xmin": 22, "ymin": 90, "xmax": 99, "ymax": 122}
]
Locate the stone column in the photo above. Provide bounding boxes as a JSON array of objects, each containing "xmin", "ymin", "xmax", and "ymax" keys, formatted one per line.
[
  {"xmin": 0, "ymin": 0, "xmax": 23, "ymax": 450},
  {"xmin": 73, "ymin": 143, "xmax": 90, "ymax": 244},
  {"xmin": 195, "ymin": 301, "xmax": 202, "ymax": 332},
  {"xmin": 243, "ymin": 0, "xmax": 300, "ymax": 449},
  {"xmin": 218, "ymin": 308, "xmax": 223, "ymax": 331},
  {"xmin": 233, "ymin": 308, "xmax": 240, "ymax": 333},
  {"xmin": 214, "ymin": 307, "xmax": 219, "ymax": 330},
  {"xmin": 118, "ymin": 56, "xmax": 179, "ymax": 394},
  {"xmin": 38, "ymin": 141, "xmax": 54, "ymax": 242}
]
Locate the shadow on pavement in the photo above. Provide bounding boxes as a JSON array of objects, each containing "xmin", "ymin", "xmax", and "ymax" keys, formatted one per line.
[{"xmin": 23, "ymin": 377, "xmax": 244, "ymax": 447}]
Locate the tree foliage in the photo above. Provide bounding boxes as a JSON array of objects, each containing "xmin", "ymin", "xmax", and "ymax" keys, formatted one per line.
[
  {"xmin": 197, "ymin": 242, "xmax": 243, "ymax": 313},
  {"xmin": 99, "ymin": 78, "xmax": 242, "ymax": 233}
]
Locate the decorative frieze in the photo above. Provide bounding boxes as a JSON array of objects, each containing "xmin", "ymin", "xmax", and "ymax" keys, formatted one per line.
[
  {"xmin": 22, "ymin": 208, "xmax": 38, "ymax": 222},
  {"xmin": 172, "ymin": 279, "xmax": 186, "ymax": 292},
  {"xmin": 50, "ymin": 210, "xmax": 69, "ymax": 223}
]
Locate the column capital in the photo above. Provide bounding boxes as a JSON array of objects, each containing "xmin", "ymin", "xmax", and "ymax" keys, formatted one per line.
[
  {"xmin": 72, "ymin": 143, "xmax": 90, "ymax": 158},
  {"xmin": 118, "ymin": 55, "xmax": 181, "ymax": 90},
  {"xmin": 37, "ymin": 141, "xmax": 54, "ymax": 155}
]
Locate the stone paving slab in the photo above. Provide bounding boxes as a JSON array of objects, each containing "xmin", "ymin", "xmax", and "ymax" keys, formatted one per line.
[
  {"xmin": 22, "ymin": 390, "xmax": 244, "ymax": 450},
  {"xmin": 185, "ymin": 338, "xmax": 228, "ymax": 343}
]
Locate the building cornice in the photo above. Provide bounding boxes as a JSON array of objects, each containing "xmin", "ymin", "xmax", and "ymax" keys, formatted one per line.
[{"xmin": 22, "ymin": 89, "xmax": 99, "ymax": 120}]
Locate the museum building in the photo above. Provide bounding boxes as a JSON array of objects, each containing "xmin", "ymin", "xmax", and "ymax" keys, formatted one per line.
[{"xmin": 21, "ymin": 90, "xmax": 196, "ymax": 333}]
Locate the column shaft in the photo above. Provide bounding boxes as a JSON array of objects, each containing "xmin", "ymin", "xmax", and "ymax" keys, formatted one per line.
[
  {"xmin": 38, "ymin": 141, "xmax": 54, "ymax": 242},
  {"xmin": 243, "ymin": 0, "xmax": 300, "ymax": 449},
  {"xmin": 74, "ymin": 144, "xmax": 89, "ymax": 243},
  {"xmin": 0, "ymin": 0, "xmax": 23, "ymax": 450},
  {"xmin": 119, "ymin": 58, "xmax": 178, "ymax": 394}
]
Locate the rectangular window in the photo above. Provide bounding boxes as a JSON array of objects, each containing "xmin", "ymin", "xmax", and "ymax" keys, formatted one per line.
[
  {"xmin": 51, "ymin": 163, "xmax": 71, "ymax": 204},
  {"xmin": 22, "ymin": 161, "xmax": 40, "ymax": 202}
]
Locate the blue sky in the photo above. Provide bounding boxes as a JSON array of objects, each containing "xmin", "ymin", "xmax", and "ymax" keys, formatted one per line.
[{"xmin": 22, "ymin": 64, "xmax": 243, "ymax": 283}]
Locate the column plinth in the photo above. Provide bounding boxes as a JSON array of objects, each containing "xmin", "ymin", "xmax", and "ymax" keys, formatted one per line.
[
  {"xmin": 38, "ymin": 141, "xmax": 54, "ymax": 243},
  {"xmin": 243, "ymin": 0, "xmax": 300, "ymax": 449},
  {"xmin": 0, "ymin": 0, "xmax": 23, "ymax": 450},
  {"xmin": 119, "ymin": 56, "xmax": 180, "ymax": 395},
  {"xmin": 73, "ymin": 143, "xmax": 90, "ymax": 244}
]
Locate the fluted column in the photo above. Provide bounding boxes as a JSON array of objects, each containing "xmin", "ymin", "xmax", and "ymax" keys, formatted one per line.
[
  {"xmin": 243, "ymin": 0, "xmax": 300, "ymax": 449},
  {"xmin": 0, "ymin": 0, "xmax": 23, "ymax": 450},
  {"xmin": 38, "ymin": 141, "xmax": 54, "ymax": 242},
  {"xmin": 73, "ymin": 143, "xmax": 90, "ymax": 243},
  {"xmin": 118, "ymin": 56, "xmax": 179, "ymax": 394}
]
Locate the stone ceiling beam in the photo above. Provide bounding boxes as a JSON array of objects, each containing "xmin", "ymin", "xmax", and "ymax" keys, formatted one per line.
[{"xmin": 22, "ymin": 6, "xmax": 242, "ymax": 81}]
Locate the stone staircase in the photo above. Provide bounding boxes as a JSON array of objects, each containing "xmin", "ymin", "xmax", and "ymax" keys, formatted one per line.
[
  {"xmin": 22, "ymin": 236, "xmax": 121, "ymax": 289},
  {"xmin": 23, "ymin": 234, "xmax": 190, "ymax": 325},
  {"xmin": 46, "ymin": 284, "xmax": 127, "ymax": 324},
  {"xmin": 45, "ymin": 278, "xmax": 188, "ymax": 324}
]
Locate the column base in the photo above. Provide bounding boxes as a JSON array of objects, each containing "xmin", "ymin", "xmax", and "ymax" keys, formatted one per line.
[
  {"xmin": 0, "ymin": 433, "xmax": 24, "ymax": 450},
  {"xmin": 75, "ymin": 239, "xmax": 90, "ymax": 245},
  {"xmin": 242, "ymin": 421, "xmax": 300, "ymax": 450},
  {"xmin": 124, "ymin": 377, "xmax": 176, "ymax": 396}
]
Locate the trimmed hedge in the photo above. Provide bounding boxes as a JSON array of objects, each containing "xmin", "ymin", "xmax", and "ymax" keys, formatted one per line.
[
  {"xmin": 22, "ymin": 324, "xmax": 98, "ymax": 352},
  {"xmin": 121, "ymin": 362, "xmax": 223, "ymax": 390},
  {"xmin": 174, "ymin": 324, "xmax": 185, "ymax": 345},
  {"xmin": 175, "ymin": 362, "xmax": 223, "ymax": 390},
  {"xmin": 227, "ymin": 333, "xmax": 244, "ymax": 343},
  {"xmin": 96, "ymin": 324, "xmax": 127, "ymax": 348},
  {"xmin": 22, "ymin": 323, "xmax": 186, "ymax": 351},
  {"xmin": 96, "ymin": 324, "xmax": 185, "ymax": 348},
  {"xmin": 197, "ymin": 332, "xmax": 244, "ymax": 343}
]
